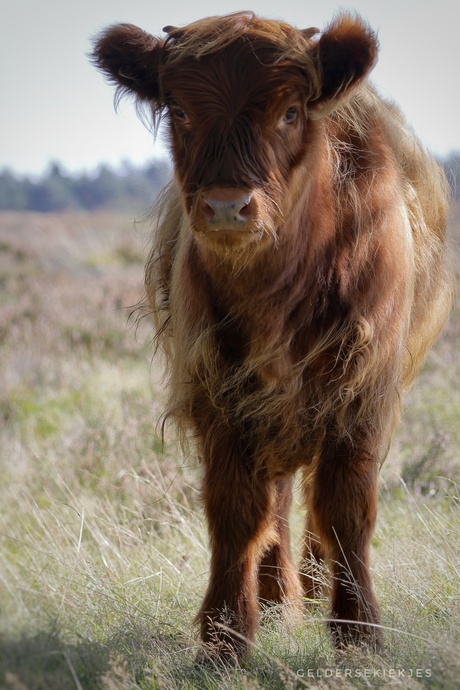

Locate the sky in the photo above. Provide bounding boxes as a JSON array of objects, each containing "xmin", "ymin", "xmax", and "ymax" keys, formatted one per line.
[{"xmin": 1, "ymin": 0, "xmax": 459, "ymax": 177}]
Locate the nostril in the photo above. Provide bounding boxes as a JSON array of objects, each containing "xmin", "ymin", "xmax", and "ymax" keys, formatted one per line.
[
  {"xmin": 202, "ymin": 199, "xmax": 216, "ymax": 221},
  {"xmin": 232, "ymin": 194, "xmax": 253, "ymax": 218},
  {"xmin": 237, "ymin": 197, "xmax": 253, "ymax": 219}
]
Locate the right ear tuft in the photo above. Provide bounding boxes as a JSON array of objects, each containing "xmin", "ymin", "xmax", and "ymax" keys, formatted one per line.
[{"xmin": 90, "ymin": 23, "xmax": 163, "ymax": 101}]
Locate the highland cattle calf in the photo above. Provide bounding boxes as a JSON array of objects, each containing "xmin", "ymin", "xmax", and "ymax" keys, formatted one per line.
[{"xmin": 92, "ymin": 11, "xmax": 453, "ymax": 660}]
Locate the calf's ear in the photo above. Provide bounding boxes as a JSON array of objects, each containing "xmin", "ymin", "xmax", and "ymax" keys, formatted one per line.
[
  {"xmin": 309, "ymin": 14, "xmax": 378, "ymax": 116},
  {"xmin": 91, "ymin": 23, "xmax": 164, "ymax": 101}
]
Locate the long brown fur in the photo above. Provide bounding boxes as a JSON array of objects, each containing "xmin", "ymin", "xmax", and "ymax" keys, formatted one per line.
[{"xmin": 92, "ymin": 11, "xmax": 454, "ymax": 660}]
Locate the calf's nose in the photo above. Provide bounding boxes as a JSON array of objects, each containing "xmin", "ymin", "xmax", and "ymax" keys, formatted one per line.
[{"xmin": 201, "ymin": 188, "xmax": 254, "ymax": 227}]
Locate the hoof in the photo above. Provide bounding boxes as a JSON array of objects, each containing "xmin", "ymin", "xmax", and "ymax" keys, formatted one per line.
[{"xmin": 329, "ymin": 618, "xmax": 384, "ymax": 652}]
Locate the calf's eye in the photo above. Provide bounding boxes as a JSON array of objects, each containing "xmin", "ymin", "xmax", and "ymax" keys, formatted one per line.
[
  {"xmin": 282, "ymin": 107, "xmax": 298, "ymax": 125},
  {"xmin": 171, "ymin": 107, "xmax": 189, "ymax": 125}
]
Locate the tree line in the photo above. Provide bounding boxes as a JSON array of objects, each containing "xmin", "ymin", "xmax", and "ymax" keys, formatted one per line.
[
  {"xmin": 0, "ymin": 160, "xmax": 170, "ymax": 213},
  {"xmin": 0, "ymin": 153, "xmax": 459, "ymax": 213}
]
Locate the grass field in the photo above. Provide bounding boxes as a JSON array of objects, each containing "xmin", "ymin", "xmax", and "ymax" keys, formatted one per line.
[{"xmin": 0, "ymin": 207, "xmax": 459, "ymax": 689}]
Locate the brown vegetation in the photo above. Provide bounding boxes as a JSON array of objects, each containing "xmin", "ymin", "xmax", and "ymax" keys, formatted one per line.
[{"xmin": 0, "ymin": 207, "xmax": 458, "ymax": 687}]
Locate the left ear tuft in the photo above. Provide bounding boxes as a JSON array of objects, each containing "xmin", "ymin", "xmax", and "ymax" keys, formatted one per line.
[
  {"xmin": 311, "ymin": 13, "xmax": 378, "ymax": 113},
  {"xmin": 91, "ymin": 23, "xmax": 164, "ymax": 102}
]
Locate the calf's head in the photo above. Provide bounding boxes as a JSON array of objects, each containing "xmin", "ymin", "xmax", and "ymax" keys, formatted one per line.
[{"xmin": 92, "ymin": 12, "xmax": 378, "ymax": 254}]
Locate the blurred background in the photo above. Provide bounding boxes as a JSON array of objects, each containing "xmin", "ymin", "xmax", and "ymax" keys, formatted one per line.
[{"xmin": 1, "ymin": 0, "xmax": 459, "ymax": 211}]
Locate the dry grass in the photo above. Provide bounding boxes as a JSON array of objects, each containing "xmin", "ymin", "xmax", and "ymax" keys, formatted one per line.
[{"xmin": 0, "ymin": 209, "xmax": 459, "ymax": 689}]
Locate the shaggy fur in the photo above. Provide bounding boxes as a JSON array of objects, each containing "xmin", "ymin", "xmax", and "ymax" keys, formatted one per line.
[{"xmin": 92, "ymin": 11, "xmax": 454, "ymax": 660}]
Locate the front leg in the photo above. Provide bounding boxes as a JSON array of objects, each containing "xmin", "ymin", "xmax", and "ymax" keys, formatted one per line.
[
  {"xmin": 311, "ymin": 441, "xmax": 382, "ymax": 649},
  {"xmin": 197, "ymin": 438, "xmax": 277, "ymax": 661}
]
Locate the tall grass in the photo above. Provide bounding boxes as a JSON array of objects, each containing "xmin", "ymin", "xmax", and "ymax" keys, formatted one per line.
[{"xmin": 0, "ymin": 210, "xmax": 459, "ymax": 689}]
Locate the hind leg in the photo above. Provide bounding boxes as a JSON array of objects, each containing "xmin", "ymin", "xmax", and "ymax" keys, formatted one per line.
[
  {"xmin": 258, "ymin": 478, "xmax": 302, "ymax": 606},
  {"xmin": 300, "ymin": 482, "xmax": 328, "ymax": 600}
]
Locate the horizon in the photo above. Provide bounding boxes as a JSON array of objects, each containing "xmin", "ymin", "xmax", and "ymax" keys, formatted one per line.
[{"xmin": 1, "ymin": 148, "xmax": 459, "ymax": 184}]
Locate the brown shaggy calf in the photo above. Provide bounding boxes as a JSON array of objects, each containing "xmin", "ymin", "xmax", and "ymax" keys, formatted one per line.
[{"xmin": 92, "ymin": 12, "xmax": 453, "ymax": 660}]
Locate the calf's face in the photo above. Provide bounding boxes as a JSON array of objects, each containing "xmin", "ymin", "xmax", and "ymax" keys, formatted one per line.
[
  {"xmin": 92, "ymin": 13, "xmax": 378, "ymax": 254},
  {"xmin": 162, "ymin": 43, "xmax": 314, "ymax": 252}
]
